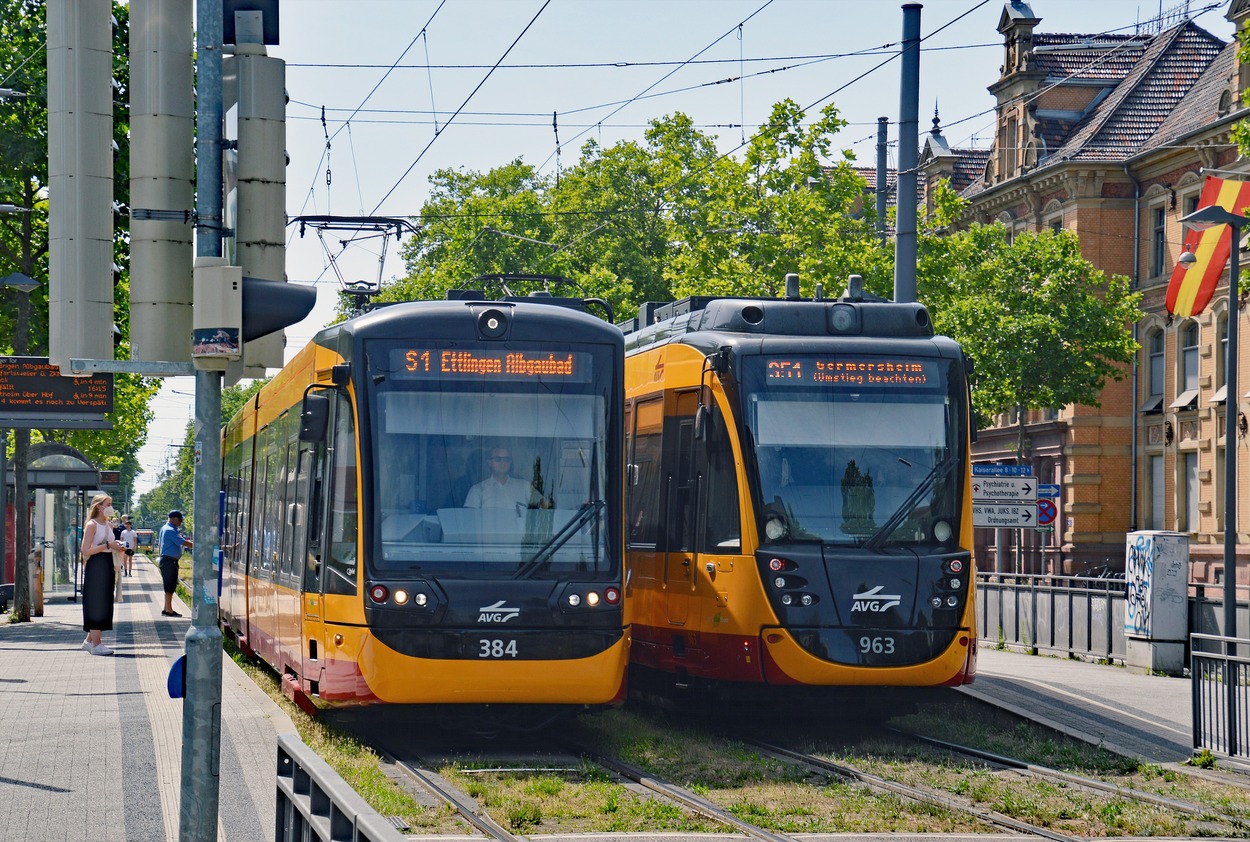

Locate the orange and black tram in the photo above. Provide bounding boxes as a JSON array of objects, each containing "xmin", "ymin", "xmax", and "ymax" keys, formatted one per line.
[
  {"xmin": 220, "ymin": 291, "xmax": 628, "ymax": 710},
  {"xmin": 620, "ymin": 280, "xmax": 976, "ymax": 692}
]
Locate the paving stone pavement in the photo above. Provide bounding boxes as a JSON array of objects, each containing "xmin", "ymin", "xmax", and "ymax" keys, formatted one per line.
[{"xmin": 0, "ymin": 556, "xmax": 296, "ymax": 841}]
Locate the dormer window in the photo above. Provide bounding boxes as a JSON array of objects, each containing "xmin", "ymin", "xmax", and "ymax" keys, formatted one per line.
[{"xmin": 1220, "ymin": 89, "xmax": 1233, "ymax": 116}]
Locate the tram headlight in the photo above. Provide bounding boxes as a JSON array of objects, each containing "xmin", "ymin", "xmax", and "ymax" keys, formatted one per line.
[
  {"xmin": 415, "ymin": 592, "xmax": 428, "ymax": 607},
  {"xmin": 586, "ymin": 591, "xmax": 601, "ymax": 607},
  {"xmin": 568, "ymin": 593, "xmax": 581, "ymax": 607},
  {"xmin": 781, "ymin": 593, "xmax": 793, "ymax": 605},
  {"xmin": 933, "ymin": 521, "xmax": 952, "ymax": 543},
  {"xmin": 800, "ymin": 593, "xmax": 814, "ymax": 606},
  {"xmin": 393, "ymin": 589, "xmax": 410, "ymax": 605},
  {"xmin": 773, "ymin": 576, "xmax": 786, "ymax": 589},
  {"xmin": 930, "ymin": 596, "xmax": 943, "ymax": 608},
  {"xmin": 765, "ymin": 516, "xmax": 789, "ymax": 541},
  {"xmin": 946, "ymin": 595, "xmax": 959, "ymax": 608},
  {"xmin": 949, "ymin": 578, "xmax": 961, "ymax": 590}
]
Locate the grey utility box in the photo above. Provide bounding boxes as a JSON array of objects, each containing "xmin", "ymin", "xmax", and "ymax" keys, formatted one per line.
[{"xmin": 1124, "ymin": 531, "xmax": 1189, "ymax": 675}]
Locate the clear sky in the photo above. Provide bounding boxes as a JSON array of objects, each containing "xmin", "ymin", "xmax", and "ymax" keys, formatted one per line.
[{"xmin": 132, "ymin": 0, "xmax": 1237, "ymax": 501}]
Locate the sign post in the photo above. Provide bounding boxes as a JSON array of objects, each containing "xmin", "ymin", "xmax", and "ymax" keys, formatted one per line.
[{"xmin": 972, "ymin": 465, "xmax": 1036, "ymax": 574}]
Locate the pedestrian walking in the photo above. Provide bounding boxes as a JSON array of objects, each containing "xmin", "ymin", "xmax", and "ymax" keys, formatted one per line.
[
  {"xmin": 119, "ymin": 517, "xmax": 137, "ymax": 577},
  {"xmin": 110, "ymin": 515, "xmax": 125, "ymax": 602},
  {"xmin": 81, "ymin": 494, "xmax": 125, "ymax": 655},
  {"xmin": 157, "ymin": 511, "xmax": 192, "ymax": 617}
]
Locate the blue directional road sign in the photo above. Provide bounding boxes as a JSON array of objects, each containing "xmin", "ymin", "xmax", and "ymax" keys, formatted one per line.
[
  {"xmin": 972, "ymin": 464, "xmax": 1033, "ymax": 477},
  {"xmin": 1037, "ymin": 483, "xmax": 1061, "ymax": 498}
]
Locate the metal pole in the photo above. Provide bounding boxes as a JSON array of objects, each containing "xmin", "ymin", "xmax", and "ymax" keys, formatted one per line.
[
  {"xmin": 1225, "ymin": 224, "xmax": 1240, "ymax": 756},
  {"xmin": 893, "ymin": 3, "xmax": 921, "ymax": 304},
  {"xmin": 182, "ymin": 0, "xmax": 224, "ymax": 838},
  {"xmin": 875, "ymin": 116, "xmax": 888, "ymax": 241}
]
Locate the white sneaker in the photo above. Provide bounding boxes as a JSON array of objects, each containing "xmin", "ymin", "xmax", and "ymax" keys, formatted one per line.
[
  {"xmin": 91, "ymin": 643, "xmax": 113, "ymax": 656},
  {"xmin": 82, "ymin": 637, "xmax": 93, "ymax": 652}
]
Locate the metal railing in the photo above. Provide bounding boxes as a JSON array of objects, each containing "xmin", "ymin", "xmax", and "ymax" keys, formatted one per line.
[
  {"xmin": 276, "ymin": 733, "xmax": 404, "ymax": 842},
  {"xmin": 975, "ymin": 572, "xmax": 1126, "ymax": 662},
  {"xmin": 1191, "ymin": 633, "xmax": 1250, "ymax": 758}
]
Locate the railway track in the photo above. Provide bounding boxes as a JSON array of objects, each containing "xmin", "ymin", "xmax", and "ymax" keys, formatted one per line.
[
  {"xmin": 889, "ymin": 726, "xmax": 1250, "ymax": 828},
  {"xmin": 740, "ymin": 737, "xmax": 1087, "ymax": 842}
]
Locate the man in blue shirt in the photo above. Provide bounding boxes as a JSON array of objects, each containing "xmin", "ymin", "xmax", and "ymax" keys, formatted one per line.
[{"xmin": 158, "ymin": 511, "xmax": 192, "ymax": 617}]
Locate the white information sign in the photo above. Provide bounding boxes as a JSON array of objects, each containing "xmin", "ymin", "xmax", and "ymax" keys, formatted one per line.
[
  {"xmin": 972, "ymin": 503, "xmax": 1036, "ymax": 528},
  {"xmin": 970, "ymin": 476, "xmax": 1037, "ymax": 503}
]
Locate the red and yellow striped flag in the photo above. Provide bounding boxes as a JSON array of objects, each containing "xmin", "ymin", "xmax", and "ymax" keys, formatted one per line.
[{"xmin": 1166, "ymin": 176, "xmax": 1250, "ymax": 318}]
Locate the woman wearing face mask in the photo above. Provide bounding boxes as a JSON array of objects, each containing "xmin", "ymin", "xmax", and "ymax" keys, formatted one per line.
[{"xmin": 81, "ymin": 493, "xmax": 125, "ymax": 655}]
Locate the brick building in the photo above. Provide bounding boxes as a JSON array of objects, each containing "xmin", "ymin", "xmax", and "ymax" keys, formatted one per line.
[{"xmin": 920, "ymin": 1, "xmax": 1250, "ymax": 579}]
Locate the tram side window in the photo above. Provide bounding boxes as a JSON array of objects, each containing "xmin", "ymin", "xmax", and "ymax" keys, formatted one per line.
[
  {"xmin": 701, "ymin": 419, "xmax": 740, "ymax": 551},
  {"xmin": 324, "ymin": 392, "xmax": 359, "ymax": 596},
  {"xmin": 667, "ymin": 415, "xmax": 696, "ymax": 552},
  {"xmin": 629, "ymin": 399, "xmax": 664, "ymax": 546},
  {"xmin": 279, "ymin": 431, "xmax": 298, "ymax": 586}
]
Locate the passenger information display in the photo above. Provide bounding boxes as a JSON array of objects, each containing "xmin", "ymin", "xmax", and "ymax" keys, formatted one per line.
[
  {"xmin": 762, "ymin": 356, "xmax": 937, "ymax": 388},
  {"xmin": 391, "ymin": 348, "xmax": 593, "ymax": 382}
]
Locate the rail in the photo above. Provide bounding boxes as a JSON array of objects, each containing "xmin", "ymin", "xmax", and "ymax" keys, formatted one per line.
[
  {"xmin": 975, "ymin": 572, "xmax": 1126, "ymax": 662},
  {"xmin": 275, "ymin": 732, "xmax": 404, "ymax": 842},
  {"xmin": 1190, "ymin": 633, "xmax": 1250, "ymax": 759}
]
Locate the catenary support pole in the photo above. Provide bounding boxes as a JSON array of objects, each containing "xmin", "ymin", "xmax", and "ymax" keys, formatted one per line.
[
  {"xmin": 894, "ymin": 3, "xmax": 921, "ymax": 303},
  {"xmin": 875, "ymin": 116, "xmax": 889, "ymax": 241},
  {"xmin": 1226, "ymin": 226, "xmax": 1240, "ymax": 756},
  {"xmin": 182, "ymin": 0, "xmax": 225, "ymax": 838}
]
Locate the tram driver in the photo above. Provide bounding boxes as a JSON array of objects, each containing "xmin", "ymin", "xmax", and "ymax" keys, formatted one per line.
[{"xmin": 464, "ymin": 446, "xmax": 544, "ymax": 510}]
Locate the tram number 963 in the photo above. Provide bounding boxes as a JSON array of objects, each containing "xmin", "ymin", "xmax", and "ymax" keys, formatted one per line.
[
  {"xmin": 478, "ymin": 639, "xmax": 519, "ymax": 659},
  {"xmin": 859, "ymin": 636, "xmax": 896, "ymax": 656}
]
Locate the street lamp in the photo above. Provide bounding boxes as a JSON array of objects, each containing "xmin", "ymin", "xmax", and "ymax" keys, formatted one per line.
[{"xmin": 1181, "ymin": 203, "xmax": 1247, "ymax": 754}]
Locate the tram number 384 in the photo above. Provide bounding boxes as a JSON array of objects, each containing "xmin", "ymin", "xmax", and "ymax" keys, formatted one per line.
[
  {"xmin": 478, "ymin": 639, "xmax": 519, "ymax": 658},
  {"xmin": 859, "ymin": 636, "xmax": 896, "ymax": 655}
]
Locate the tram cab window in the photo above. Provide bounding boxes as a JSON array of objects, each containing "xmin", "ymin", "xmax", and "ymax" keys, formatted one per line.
[
  {"xmin": 743, "ymin": 355, "xmax": 962, "ymax": 549},
  {"xmin": 369, "ymin": 387, "xmax": 612, "ymax": 578}
]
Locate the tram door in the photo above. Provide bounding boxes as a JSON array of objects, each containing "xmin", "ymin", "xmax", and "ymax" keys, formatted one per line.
[
  {"xmin": 299, "ymin": 387, "xmax": 335, "ymax": 691},
  {"xmin": 662, "ymin": 391, "xmax": 699, "ymax": 626}
]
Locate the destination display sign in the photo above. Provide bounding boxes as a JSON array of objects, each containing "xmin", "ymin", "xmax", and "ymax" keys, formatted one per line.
[
  {"xmin": 763, "ymin": 356, "xmax": 937, "ymax": 388},
  {"xmin": 0, "ymin": 356, "xmax": 113, "ymax": 429},
  {"xmin": 391, "ymin": 349, "xmax": 592, "ymax": 383}
]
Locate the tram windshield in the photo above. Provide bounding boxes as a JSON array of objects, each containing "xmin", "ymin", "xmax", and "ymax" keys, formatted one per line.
[
  {"xmin": 364, "ymin": 340, "xmax": 615, "ymax": 579},
  {"xmin": 742, "ymin": 353, "xmax": 965, "ymax": 548}
]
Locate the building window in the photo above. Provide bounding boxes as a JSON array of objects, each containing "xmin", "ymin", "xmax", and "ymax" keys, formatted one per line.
[
  {"xmin": 1218, "ymin": 312, "xmax": 1229, "ymax": 391},
  {"xmin": 1217, "ymin": 446, "xmax": 1226, "ymax": 528},
  {"xmin": 1185, "ymin": 192, "xmax": 1200, "ymax": 217},
  {"xmin": 1170, "ymin": 323, "xmax": 1200, "ymax": 410},
  {"xmin": 1151, "ymin": 205, "xmax": 1166, "ymax": 277},
  {"xmin": 1149, "ymin": 330, "xmax": 1164, "ymax": 397},
  {"xmin": 1149, "ymin": 454, "xmax": 1164, "ymax": 531},
  {"xmin": 1183, "ymin": 451, "xmax": 1199, "ymax": 532},
  {"xmin": 1182, "ymin": 323, "xmax": 1199, "ymax": 392}
]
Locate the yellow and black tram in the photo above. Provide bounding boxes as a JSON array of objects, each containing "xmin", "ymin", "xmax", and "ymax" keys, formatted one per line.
[
  {"xmin": 620, "ymin": 278, "xmax": 976, "ymax": 690},
  {"xmin": 220, "ymin": 290, "xmax": 628, "ymax": 710}
]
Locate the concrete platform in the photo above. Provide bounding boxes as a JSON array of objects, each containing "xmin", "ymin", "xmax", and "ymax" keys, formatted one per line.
[
  {"xmin": 0, "ymin": 556, "xmax": 296, "ymax": 841},
  {"xmin": 964, "ymin": 645, "xmax": 1193, "ymax": 763}
]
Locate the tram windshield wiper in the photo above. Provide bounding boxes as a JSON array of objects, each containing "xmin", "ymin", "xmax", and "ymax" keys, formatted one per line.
[
  {"xmin": 863, "ymin": 457, "xmax": 954, "ymax": 550},
  {"xmin": 517, "ymin": 499, "xmax": 605, "ymax": 579}
]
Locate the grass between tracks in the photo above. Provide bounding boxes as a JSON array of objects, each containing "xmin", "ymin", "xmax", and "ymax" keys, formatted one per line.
[{"xmin": 222, "ymin": 639, "xmax": 468, "ymax": 834}]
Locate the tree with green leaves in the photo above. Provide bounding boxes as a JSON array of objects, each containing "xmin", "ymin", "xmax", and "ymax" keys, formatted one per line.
[{"xmin": 917, "ymin": 199, "xmax": 1142, "ymax": 453}]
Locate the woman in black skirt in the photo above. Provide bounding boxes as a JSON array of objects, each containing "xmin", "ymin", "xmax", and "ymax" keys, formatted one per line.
[{"xmin": 81, "ymin": 493, "xmax": 124, "ymax": 655}]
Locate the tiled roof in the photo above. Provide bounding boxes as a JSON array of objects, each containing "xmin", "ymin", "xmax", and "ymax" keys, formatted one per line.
[
  {"xmin": 1140, "ymin": 40, "xmax": 1237, "ymax": 155},
  {"xmin": 1031, "ymin": 33, "xmax": 1150, "ymax": 81},
  {"xmin": 853, "ymin": 166, "xmax": 895, "ymax": 192},
  {"xmin": 951, "ymin": 149, "xmax": 990, "ymax": 194},
  {"xmin": 1044, "ymin": 21, "xmax": 1226, "ymax": 164}
]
